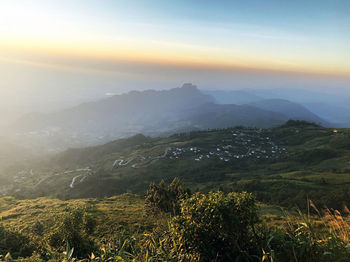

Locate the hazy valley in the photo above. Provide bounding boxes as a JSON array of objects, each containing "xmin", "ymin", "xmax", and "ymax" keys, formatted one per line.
[
  {"xmin": 2, "ymin": 83, "xmax": 347, "ymax": 155},
  {"xmin": 1, "ymin": 85, "xmax": 350, "ymax": 261},
  {"xmin": 1, "ymin": 1, "xmax": 350, "ymax": 260}
]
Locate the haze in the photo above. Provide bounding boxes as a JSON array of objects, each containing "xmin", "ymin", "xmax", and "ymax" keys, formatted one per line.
[
  {"xmin": 2, "ymin": 2, "xmax": 350, "ymax": 259},
  {"xmin": 0, "ymin": 0, "xmax": 349, "ymax": 113}
]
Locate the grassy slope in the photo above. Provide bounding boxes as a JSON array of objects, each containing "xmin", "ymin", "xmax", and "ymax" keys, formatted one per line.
[
  {"xmin": 0, "ymin": 193, "xmax": 289, "ymax": 242},
  {"xmin": 0, "ymin": 194, "xmax": 165, "ymax": 241},
  {"xmin": 5, "ymin": 121, "xmax": 350, "ymax": 209}
]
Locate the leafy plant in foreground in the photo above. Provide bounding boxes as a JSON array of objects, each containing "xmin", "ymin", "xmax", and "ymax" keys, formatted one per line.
[
  {"xmin": 170, "ymin": 191, "xmax": 259, "ymax": 261},
  {"xmin": 145, "ymin": 177, "xmax": 190, "ymax": 216},
  {"xmin": 46, "ymin": 209, "xmax": 96, "ymax": 258}
]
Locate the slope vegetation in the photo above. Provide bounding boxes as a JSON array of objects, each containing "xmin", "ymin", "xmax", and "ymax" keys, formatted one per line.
[{"xmin": 1, "ymin": 121, "xmax": 348, "ymax": 210}]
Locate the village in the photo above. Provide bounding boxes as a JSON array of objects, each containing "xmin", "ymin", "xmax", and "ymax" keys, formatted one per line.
[
  {"xmin": 109, "ymin": 129, "xmax": 289, "ymax": 170},
  {"xmin": 6, "ymin": 129, "xmax": 290, "ymax": 194},
  {"xmin": 168, "ymin": 129, "xmax": 288, "ymax": 162}
]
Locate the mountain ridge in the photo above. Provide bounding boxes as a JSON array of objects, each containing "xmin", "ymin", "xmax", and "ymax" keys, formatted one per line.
[{"xmin": 9, "ymin": 84, "xmax": 330, "ymax": 152}]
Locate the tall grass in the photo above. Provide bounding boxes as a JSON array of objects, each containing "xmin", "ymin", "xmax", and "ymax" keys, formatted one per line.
[
  {"xmin": 3, "ymin": 199, "xmax": 350, "ymax": 261},
  {"xmin": 76, "ymin": 201, "xmax": 350, "ymax": 261},
  {"xmin": 261, "ymin": 200, "xmax": 350, "ymax": 262}
]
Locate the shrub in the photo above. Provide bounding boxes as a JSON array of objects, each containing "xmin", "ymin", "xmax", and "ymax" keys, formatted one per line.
[
  {"xmin": 0, "ymin": 224, "xmax": 34, "ymax": 258},
  {"xmin": 46, "ymin": 209, "xmax": 96, "ymax": 258},
  {"xmin": 170, "ymin": 191, "xmax": 259, "ymax": 261},
  {"xmin": 145, "ymin": 177, "xmax": 190, "ymax": 216},
  {"xmin": 32, "ymin": 221, "xmax": 45, "ymax": 236}
]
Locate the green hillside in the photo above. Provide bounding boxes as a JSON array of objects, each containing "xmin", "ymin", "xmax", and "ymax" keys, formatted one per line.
[
  {"xmin": 4, "ymin": 120, "xmax": 350, "ymax": 210},
  {"xmin": 0, "ymin": 194, "xmax": 159, "ymax": 240},
  {"xmin": 1, "ymin": 190, "xmax": 349, "ymax": 261}
]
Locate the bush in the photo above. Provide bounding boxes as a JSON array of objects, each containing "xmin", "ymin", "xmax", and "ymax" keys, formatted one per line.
[
  {"xmin": 0, "ymin": 224, "xmax": 34, "ymax": 258},
  {"xmin": 145, "ymin": 177, "xmax": 190, "ymax": 216},
  {"xmin": 46, "ymin": 209, "xmax": 96, "ymax": 258},
  {"xmin": 32, "ymin": 221, "xmax": 45, "ymax": 236},
  {"xmin": 170, "ymin": 191, "xmax": 259, "ymax": 261}
]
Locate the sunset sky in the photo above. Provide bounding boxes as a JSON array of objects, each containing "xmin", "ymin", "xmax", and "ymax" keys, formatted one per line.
[{"xmin": 0, "ymin": 0, "xmax": 349, "ymax": 110}]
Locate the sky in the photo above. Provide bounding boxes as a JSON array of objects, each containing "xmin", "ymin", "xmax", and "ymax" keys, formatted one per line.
[{"xmin": 0, "ymin": 0, "xmax": 349, "ymax": 111}]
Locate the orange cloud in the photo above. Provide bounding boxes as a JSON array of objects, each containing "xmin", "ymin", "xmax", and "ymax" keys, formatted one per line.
[{"xmin": 1, "ymin": 38, "xmax": 349, "ymax": 78}]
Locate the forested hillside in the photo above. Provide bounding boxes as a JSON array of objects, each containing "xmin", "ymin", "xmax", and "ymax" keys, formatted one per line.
[{"xmin": 1, "ymin": 121, "xmax": 349, "ymax": 211}]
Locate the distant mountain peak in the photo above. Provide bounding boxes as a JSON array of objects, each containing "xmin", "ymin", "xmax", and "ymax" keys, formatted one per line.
[
  {"xmin": 180, "ymin": 83, "xmax": 197, "ymax": 89},
  {"xmin": 171, "ymin": 83, "xmax": 200, "ymax": 95}
]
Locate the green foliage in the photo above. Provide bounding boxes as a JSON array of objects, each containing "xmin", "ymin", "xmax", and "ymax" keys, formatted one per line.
[
  {"xmin": 7, "ymin": 122, "xmax": 350, "ymax": 212},
  {"xmin": 1, "ymin": 189, "xmax": 350, "ymax": 261},
  {"xmin": 32, "ymin": 221, "xmax": 45, "ymax": 236},
  {"xmin": 170, "ymin": 191, "xmax": 259, "ymax": 261},
  {"xmin": 55, "ymin": 134, "xmax": 150, "ymax": 167},
  {"xmin": 292, "ymin": 148, "xmax": 339, "ymax": 164},
  {"xmin": 259, "ymin": 206, "xmax": 350, "ymax": 262},
  {"xmin": 0, "ymin": 224, "xmax": 34, "ymax": 258},
  {"xmin": 282, "ymin": 120, "xmax": 320, "ymax": 128},
  {"xmin": 145, "ymin": 178, "xmax": 190, "ymax": 216},
  {"xmin": 47, "ymin": 209, "xmax": 96, "ymax": 258}
]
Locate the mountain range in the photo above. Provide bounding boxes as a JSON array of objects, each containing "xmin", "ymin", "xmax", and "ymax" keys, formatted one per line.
[
  {"xmin": 205, "ymin": 88, "xmax": 350, "ymax": 126},
  {"xmin": 8, "ymin": 83, "xmax": 335, "ymax": 152}
]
